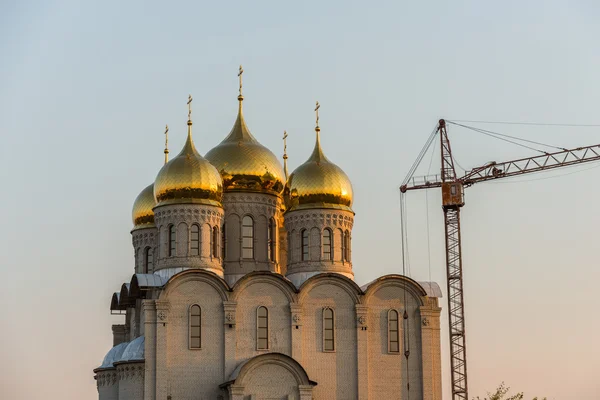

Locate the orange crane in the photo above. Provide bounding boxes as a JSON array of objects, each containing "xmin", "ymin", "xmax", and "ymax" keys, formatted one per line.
[{"xmin": 400, "ymin": 119, "xmax": 600, "ymax": 400}]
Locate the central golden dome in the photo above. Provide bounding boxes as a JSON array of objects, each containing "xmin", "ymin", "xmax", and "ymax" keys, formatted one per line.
[
  {"xmin": 132, "ymin": 183, "xmax": 156, "ymax": 229},
  {"xmin": 154, "ymin": 121, "xmax": 223, "ymax": 207},
  {"xmin": 205, "ymin": 96, "xmax": 285, "ymax": 196},
  {"xmin": 286, "ymin": 128, "xmax": 353, "ymax": 212}
]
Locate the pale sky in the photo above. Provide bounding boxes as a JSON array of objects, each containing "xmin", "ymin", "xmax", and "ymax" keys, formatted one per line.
[{"xmin": 1, "ymin": 1, "xmax": 599, "ymax": 399}]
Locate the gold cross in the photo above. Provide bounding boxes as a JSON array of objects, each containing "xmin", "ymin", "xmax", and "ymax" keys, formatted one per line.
[
  {"xmin": 315, "ymin": 101, "xmax": 320, "ymax": 127},
  {"xmin": 238, "ymin": 65, "xmax": 244, "ymax": 96},
  {"xmin": 187, "ymin": 95, "xmax": 193, "ymax": 120}
]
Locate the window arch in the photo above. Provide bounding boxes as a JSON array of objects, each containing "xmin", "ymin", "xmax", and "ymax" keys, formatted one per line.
[
  {"xmin": 322, "ymin": 229, "xmax": 332, "ymax": 260},
  {"xmin": 343, "ymin": 230, "xmax": 350, "ymax": 262},
  {"xmin": 301, "ymin": 229, "xmax": 309, "ymax": 261},
  {"xmin": 190, "ymin": 224, "xmax": 200, "ymax": 256},
  {"xmin": 268, "ymin": 218, "xmax": 276, "ymax": 262},
  {"xmin": 212, "ymin": 226, "xmax": 219, "ymax": 258},
  {"xmin": 242, "ymin": 216, "xmax": 254, "ymax": 259},
  {"xmin": 189, "ymin": 305, "xmax": 201, "ymax": 349},
  {"xmin": 168, "ymin": 225, "xmax": 176, "ymax": 257},
  {"xmin": 145, "ymin": 247, "xmax": 153, "ymax": 273},
  {"xmin": 256, "ymin": 306, "xmax": 269, "ymax": 350},
  {"xmin": 323, "ymin": 308, "xmax": 335, "ymax": 352},
  {"xmin": 388, "ymin": 309, "xmax": 399, "ymax": 353}
]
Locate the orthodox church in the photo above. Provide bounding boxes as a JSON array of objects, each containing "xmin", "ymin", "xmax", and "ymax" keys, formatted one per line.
[{"xmin": 94, "ymin": 69, "xmax": 443, "ymax": 400}]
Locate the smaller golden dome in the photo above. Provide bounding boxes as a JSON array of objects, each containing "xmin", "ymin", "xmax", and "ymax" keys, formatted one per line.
[
  {"xmin": 132, "ymin": 183, "xmax": 156, "ymax": 229},
  {"xmin": 205, "ymin": 96, "xmax": 285, "ymax": 195},
  {"xmin": 154, "ymin": 121, "xmax": 223, "ymax": 207},
  {"xmin": 286, "ymin": 128, "xmax": 353, "ymax": 212}
]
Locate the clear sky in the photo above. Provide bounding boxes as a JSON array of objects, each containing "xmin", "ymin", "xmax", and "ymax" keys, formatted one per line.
[{"xmin": 1, "ymin": 1, "xmax": 599, "ymax": 399}]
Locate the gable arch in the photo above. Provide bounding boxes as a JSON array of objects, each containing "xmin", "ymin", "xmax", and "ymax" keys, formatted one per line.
[
  {"xmin": 231, "ymin": 271, "xmax": 298, "ymax": 303},
  {"xmin": 298, "ymin": 273, "xmax": 363, "ymax": 304},
  {"xmin": 160, "ymin": 269, "xmax": 230, "ymax": 301},
  {"xmin": 222, "ymin": 352, "xmax": 317, "ymax": 388},
  {"xmin": 363, "ymin": 274, "xmax": 428, "ymax": 306}
]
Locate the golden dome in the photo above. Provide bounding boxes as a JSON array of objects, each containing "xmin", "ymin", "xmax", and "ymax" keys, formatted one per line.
[
  {"xmin": 154, "ymin": 120, "xmax": 223, "ymax": 207},
  {"xmin": 205, "ymin": 96, "xmax": 285, "ymax": 196},
  {"xmin": 286, "ymin": 128, "xmax": 353, "ymax": 212},
  {"xmin": 132, "ymin": 183, "xmax": 156, "ymax": 228}
]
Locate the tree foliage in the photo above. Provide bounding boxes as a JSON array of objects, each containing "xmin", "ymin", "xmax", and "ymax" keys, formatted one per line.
[{"xmin": 473, "ymin": 383, "xmax": 546, "ymax": 400}]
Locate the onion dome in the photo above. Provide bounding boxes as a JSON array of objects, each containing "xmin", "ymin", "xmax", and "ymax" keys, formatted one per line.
[
  {"xmin": 286, "ymin": 107, "xmax": 353, "ymax": 212},
  {"xmin": 205, "ymin": 69, "xmax": 284, "ymax": 195},
  {"xmin": 132, "ymin": 183, "xmax": 156, "ymax": 229},
  {"xmin": 154, "ymin": 101, "xmax": 223, "ymax": 207},
  {"xmin": 97, "ymin": 342, "xmax": 129, "ymax": 370},
  {"xmin": 117, "ymin": 336, "xmax": 145, "ymax": 363}
]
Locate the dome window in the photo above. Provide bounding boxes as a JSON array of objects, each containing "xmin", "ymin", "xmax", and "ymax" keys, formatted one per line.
[
  {"xmin": 242, "ymin": 216, "xmax": 254, "ymax": 259},
  {"xmin": 190, "ymin": 224, "xmax": 200, "ymax": 256},
  {"xmin": 322, "ymin": 229, "xmax": 332, "ymax": 261},
  {"xmin": 301, "ymin": 229, "xmax": 309, "ymax": 261}
]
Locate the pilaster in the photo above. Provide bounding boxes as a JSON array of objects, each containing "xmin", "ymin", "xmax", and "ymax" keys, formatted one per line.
[
  {"xmin": 155, "ymin": 300, "xmax": 170, "ymax": 400},
  {"xmin": 290, "ymin": 303, "xmax": 303, "ymax": 362},
  {"xmin": 143, "ymin": 300, "xmax": 157, "ymax": 400},
  {"xmin": 420, "ymin": 298, "xmax": 442, "ymax": 400},
  {"xmin": 355, "ymin": 304, "xmax": 369, "ymax": 400},
  {"xmin": 223, "ymin": 301, "xmax": 238, "ymax": 379}
]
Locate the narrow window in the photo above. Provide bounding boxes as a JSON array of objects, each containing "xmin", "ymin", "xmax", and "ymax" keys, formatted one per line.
[
  {"xmin": 242, "ymin": 216, "xmax": 254, "ymax": 259},
  {"xmin": 257, "ymin": 306, "xmax": 269, "ymax": 350},
  {"xmin": 388, "ymin": 309, "xmax": 399, "ymax": 353},
  {"xmin": 212, "ymin": 226, "xmax": 219, "ymax": 258},
  {"xmin": 189, "ymin": 305, "xmax": 201, "ymax": 349},
  {"xmin": 190, "ymin": 224, "xmax": 200, "ymax": 256},
  {"xmin": 145, "ymin": 247, "xmax": 153, "ymax": 273},
  {"xmin": 168, "ymin": 225, "xmax": 176, "ymax": 257},
  {"xmin": 301, "ymin": 229, "xmax": 309, "ymax": 261},
  {"xmin": 343, "ymin": 230, "xmax": 350, "ymax": 262},
  {"xmin": 221, "ymin": 223, "xmax": 226, "ymax": 259},
  {"xmin": 268, "ymin": 218, "xmax": 276, "ymax": 262},
  {"xmin": 287, "ymin": 231, "xmax": 292, "ymax": 263},
  {"xmin": 323, "ymin": 308, "xmax": 335, "ymax": 352},
  {"xmin": 322, "ymin": 229, "xmax": 332, "ymax": 260}
]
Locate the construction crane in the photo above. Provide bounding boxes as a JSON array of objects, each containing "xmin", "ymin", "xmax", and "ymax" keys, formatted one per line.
[{"xmin": 400, "ymin": 119, "xmax": 600, "ymax": 400}]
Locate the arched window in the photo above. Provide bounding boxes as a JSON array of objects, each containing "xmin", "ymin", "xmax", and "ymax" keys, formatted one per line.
[
  {"xmin": 323, "ymin": 308, "xmax": 335, "ymax": 352},
  {"xmin": 322, "ymin": 229, "xmax": 332, "ymax": 260},
  {"xmin": 268, "ymin": 218, "xmax": 276, "ymax": 262},
  {"xmin": 221, "ymin": 223, "xmax": 226, "ymax": 259},
  {"xmin": 212, "ymin": 226, "xmax": 219, "ymax": 258},
  {"xmin": 242, "ymin": 216, "xmax": 254, "ymax": 259},
  {"xmin": 189, "ymin": 305, "xmax": 201, "ymax": 349},
  {"xmin": 190, "ymin": 224, "xmax": 200, "ymax": 256},
  {"xmin": 388, "ymin": 309, "xmax": 399, "ymax": 353},
  {"xmin": 168, "ymin": 225, "xmax": 176, "ymax": 257},
  {"xmin": 145, "ymin": 247, "xmax": 153, "ymax": 273},
  {"xmin": 301, "ymin": 229, "xmax": 309, "ymax": 261},
  {"xmin": 256, "ymin": 306, "xmax": 269, "ymax": 350},
  {"xmin": 343, "ymin": 230, "xmax": 350, "ymax": 262}
]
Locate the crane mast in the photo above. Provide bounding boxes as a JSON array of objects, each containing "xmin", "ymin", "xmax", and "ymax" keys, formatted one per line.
[
  {"xmin": 439, "ymin": 120, "xmax": 468, "ymax": 399},
  {"xmin": 400, "ymin": 119, "xmax": 600, "ymax": 400}
]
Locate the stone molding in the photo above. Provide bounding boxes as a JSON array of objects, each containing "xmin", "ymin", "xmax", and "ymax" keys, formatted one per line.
[
  {"xmin": 284, "ymin": 209, "xmax": 354, "ymax": 231},
  {"xmin": 223, "ymin": 301, "xmax": 237, "ymax": 326},
  {"xmin": 95, "ymin": 369, "xmax": 118, "ymax": 387},
  {"xmin": 116, "ymin": 362, "xmax": 145, "ymax": 382}
]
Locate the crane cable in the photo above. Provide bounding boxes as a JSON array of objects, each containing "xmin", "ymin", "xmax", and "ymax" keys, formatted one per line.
[
  {"xmin": 448, "ymin": 119, "xmax": 600, "ymax": 127},
  {"xmin": 399, "ymin": 126, "xmax": 440, "ymax": 398},
  {"xmin": 446, "ymin": 121, "xmax": 556, "ymax": 154},
  {"xmin": 402, "ymin": 127, "xmax": 439, "ymax": 187}
]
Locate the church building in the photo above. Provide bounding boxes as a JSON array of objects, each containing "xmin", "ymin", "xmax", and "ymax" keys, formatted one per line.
[{"xmin": 94, "ymin": 69, "xmax": 443, "ymax": 400}]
